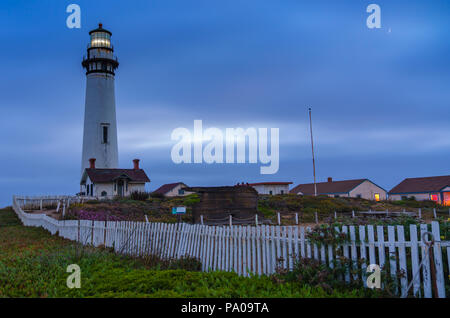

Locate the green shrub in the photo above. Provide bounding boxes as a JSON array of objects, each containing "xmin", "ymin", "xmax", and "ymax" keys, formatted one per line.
[
  {"xmin": 150, "ymin": 192, "xmax": 165, "ymax": 199},
  {"xmin": 183, "ymin": 194, "xmax": 200, "ymax": 206},
  {"xmin": 129, "ymin": 191, "xmax": 150, "ymax": 201}
]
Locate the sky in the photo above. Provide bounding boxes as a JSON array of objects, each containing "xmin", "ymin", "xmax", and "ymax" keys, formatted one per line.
[{"xmin": 0, "ymin": 0, "xmax": 449, "ymax": 207}]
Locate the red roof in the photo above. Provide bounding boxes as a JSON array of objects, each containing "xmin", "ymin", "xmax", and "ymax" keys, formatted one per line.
[
  {"xmin": 153, "ymin": 182, "xmax": 187, "ymax": 194},
  {"xmin": 85, "ymin": 168, "xmax": 150, "ymax": 183},
  {"xmin": 389, "ymin": 175, "xmax": 450, "ymax": 194},
  {"xmin": 249, "ymin": 182, "xmax": 293, "ymax": 186},
  {"xmin": 290, "ymin": 179, "xmax": 368, "ymax": 195}
]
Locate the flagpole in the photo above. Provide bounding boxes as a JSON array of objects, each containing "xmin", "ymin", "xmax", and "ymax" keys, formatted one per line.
[{"xmin": 309, "ymin": 108, "xmax": 317, "ymax": 196}]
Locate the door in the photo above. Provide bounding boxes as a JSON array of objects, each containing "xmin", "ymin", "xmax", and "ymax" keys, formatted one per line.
[{"xmin": 117, "ymin": 180, "xmax": 124, "ymax": 197}]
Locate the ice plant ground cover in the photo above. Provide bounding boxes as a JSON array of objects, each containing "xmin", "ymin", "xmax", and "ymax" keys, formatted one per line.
[
  {"xmin": 65, "ymin": 209, "xmax": 125, "ymax": 221},
  {"xmin": 0, "ymin": 207, "xmax": 387, "ymax": 298}
]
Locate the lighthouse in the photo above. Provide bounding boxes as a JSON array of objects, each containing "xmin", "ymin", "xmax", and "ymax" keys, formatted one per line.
[{"xmin": 81, "ymin": 24, "xmax": 119, "ymax": 173}]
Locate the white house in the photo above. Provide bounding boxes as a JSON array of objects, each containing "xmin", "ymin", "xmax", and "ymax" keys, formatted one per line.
[
  {"xmin": 153, "ymin": 182, "xmax": 192, "ymax": 197},
  {"xmin": 290, "ymin": 177, "xmax": 387, "ymax": 201},
  {"xmin": 80, "ymin": 158, "xmax": 150, "ymax": 198},
  {"xmin": 249, "ymin": 182, "xmax": 293, "ymax": 195}
]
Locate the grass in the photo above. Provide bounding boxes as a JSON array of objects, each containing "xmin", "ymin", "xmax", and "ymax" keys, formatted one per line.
[{"xmin": 0, "ymin": 207, "xmax": 380, "ymax": 298}]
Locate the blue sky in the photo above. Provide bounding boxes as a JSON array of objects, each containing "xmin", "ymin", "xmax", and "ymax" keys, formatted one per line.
[{"xmin": 0, "ymin": 0, "xmax": 449, "ymax": 207}]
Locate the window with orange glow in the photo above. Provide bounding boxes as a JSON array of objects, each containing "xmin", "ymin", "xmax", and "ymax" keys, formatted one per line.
[
  {"xmin": 374, "ymin": 193, "xmax": 380, "ymax": 201},
  {"xmin": 430, "ymin": 194, "xmax": 438, "ymax": 201},
  {"xmin": 443, "ymin": 193, "xmax": 450, "ymax": 206}
]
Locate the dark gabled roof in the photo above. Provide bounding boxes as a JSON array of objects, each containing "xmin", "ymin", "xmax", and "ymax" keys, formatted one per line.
[
  {"xmin": 389, "ymin": 175, "xmax": 450, "ymax": 194},
  {"xmin": 290, "ymin": 179, "xmax": 368, "ymax": 195},
  {"xmin": 153, "ymin": 182, "xmax": 187, "ymax": 194},
  {"xmin": 84, "ymin": 168, "xmax": 150, "ymax": 183},
  {"xmin": 249, "ymin": 182, "xmax": 293, "ymax": 186}
]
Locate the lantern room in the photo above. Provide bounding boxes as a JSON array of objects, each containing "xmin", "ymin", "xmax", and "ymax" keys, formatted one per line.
[{"xmin": 89, "ymin": 24, "xmax": 111, "ymax": 48}]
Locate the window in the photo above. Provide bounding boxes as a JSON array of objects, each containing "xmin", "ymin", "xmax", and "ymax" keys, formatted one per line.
[
  {"xmin": 430, "ymin": 194, "xmax": 438, "ymax": 202},
  {"xmin": 401, "ymin": 196, "xmax": 407, "ymax": 200},
  {"xmin": 269, "ymin": 191, "xmax": 273, "ymax": 195},
  {"xmin": 101, "ymin": 191, "xmax": 107, "ymax": 197},
  {"xmin": 374, "ymin": 193, "xmax": 380, "ymax": 201},
  {"xmin": 102, "ymin": 125, "xmax": 109, "ymax": 144},
  {"xmin": 334, "ymin": 195, "xmax": 340, "ymax": 198},
  {"xmin": 178, "ymin": 189, "xmax": 185, "ymax": 195},
  {"xmin": 280, "ymin": 190, "xmax": 284, "ymax": 195},
  {"xmin": 86, "ymin": 184, "xmax": 89, "ymax": 194},
  {"xmin": 356, "ymin": 194, "xmax": 362, "ymax": 199}
]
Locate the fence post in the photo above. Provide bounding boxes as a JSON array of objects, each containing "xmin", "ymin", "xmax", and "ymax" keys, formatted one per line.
[
  {"xmin": 40, "ymin": 199, "xmax": 43, "ymax": 211},
  {"xmin": 334, "ymin": 211, "xmax": 337, "ymax": 220},
  {"xmin": 56, "ymin": 200, "xmax": 60, "ymax": 213},
  {"xmin": 277, "ymin": 212, "xmax": 281, "ymax": 225},
  {"xmin": 62, "ymin": 202, "xmax": 66, "ymax": 217},
  {"xmin": 255, "ymin": 214, "xmax": 258, "ymax": 226},
  {"xmin": 352, "ymin": 210, "xmax": 355, "ymax": 218},
  {"xmin": 104, "ymin": 219, "xmax": 107, "ymax": 246},
  {"xmin": 229, "ymin": 215, "xmax": 232, "ymax": 227},
  {"xmin": 200, "ymin": 215, "xmax": 204, "ymax": 225},
  {"xmin": 418, "ymin": 208, "xmax": 422, "ymax": 219},
  {"xmin": 295, "ymin": 213, "xmax": 298, "ymax": 225},
  {"xmin": 433, "ymin": 208, "xmax": 437, "ymax": 219},
  {"xmin": 315, "ymin": 211, "xmax": 318, "ymax": 224}
]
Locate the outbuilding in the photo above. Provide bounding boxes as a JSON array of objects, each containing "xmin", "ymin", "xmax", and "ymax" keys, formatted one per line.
[
  {"xmin": 248, "ymin": 182, "xmax": 293, "ymax": 195},
  {"xmin": 290, "ymin": 177, "xmax": 386, "ymax": 201},
  {"xmin": 80, "ymin": 158, "xmax": 150, "ymax": 198},
  {"xmin": 388, "ymin": 175, "xmax": 450, "ymax": 206},
  {"xmin": 153, "ymin": 182, "xmax": 192, "ymax": 197}
]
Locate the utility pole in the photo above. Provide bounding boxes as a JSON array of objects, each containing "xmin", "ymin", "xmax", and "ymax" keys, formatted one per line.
[{"xmin": 309, "ymin": 108, "xmax": 317, "ymax": 196}]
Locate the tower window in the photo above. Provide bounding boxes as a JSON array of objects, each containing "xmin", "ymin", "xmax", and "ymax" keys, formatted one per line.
[{"xmin": 102, "ymin": 125, "xmax": 109, "ymax": 144}]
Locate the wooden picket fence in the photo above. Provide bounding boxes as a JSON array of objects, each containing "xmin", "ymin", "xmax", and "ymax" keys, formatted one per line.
[{"xmin": 12, "ymin": 195, "xmax": 450, "ymax": 298}]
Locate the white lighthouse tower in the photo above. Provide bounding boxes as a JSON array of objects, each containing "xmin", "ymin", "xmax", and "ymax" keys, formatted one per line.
[{"xmin": 81, "ymin": 23, "xmax": 119, "ymax": 173}]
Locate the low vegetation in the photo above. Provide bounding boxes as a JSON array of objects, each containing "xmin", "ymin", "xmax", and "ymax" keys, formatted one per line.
[
  {"xmin": 0, "ymin": 207, "xmax": 386, "ymax": 298},
  {"xmin": 258, "ymin": 194, "xmax": 445, "ymax": 224}
]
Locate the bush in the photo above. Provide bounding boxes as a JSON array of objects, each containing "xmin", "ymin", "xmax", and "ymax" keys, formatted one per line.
[
  {"xmin": 183, "ymin": 194, "xmax": 200, "ymax": 206},
  {"xmin": 150, "ymin": 192, "xmax": 165, "ymax": 199},
  {"xmin": 273, "ymin": 257, "xmax": 392, "ymax": 297},
  {"xmin": 129, "ymin": 191, "xmax": 150, "ymax": 201},
  {"xmin": 139, "ymin": 254, "xmax": 202, "ymax": 271}
]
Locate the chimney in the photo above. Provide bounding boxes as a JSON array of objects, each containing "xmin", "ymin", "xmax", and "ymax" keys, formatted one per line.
[
  {"xmin": 327, "ymin": 177, "xmax": 333, "ymax": 183},
  {"xmin": 133, "ymin": 159, "xmax": 140, "ymax": 170},
  {"xmin": 89, "ymin": 158, "xmax": 96, "ymax": 169}
]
